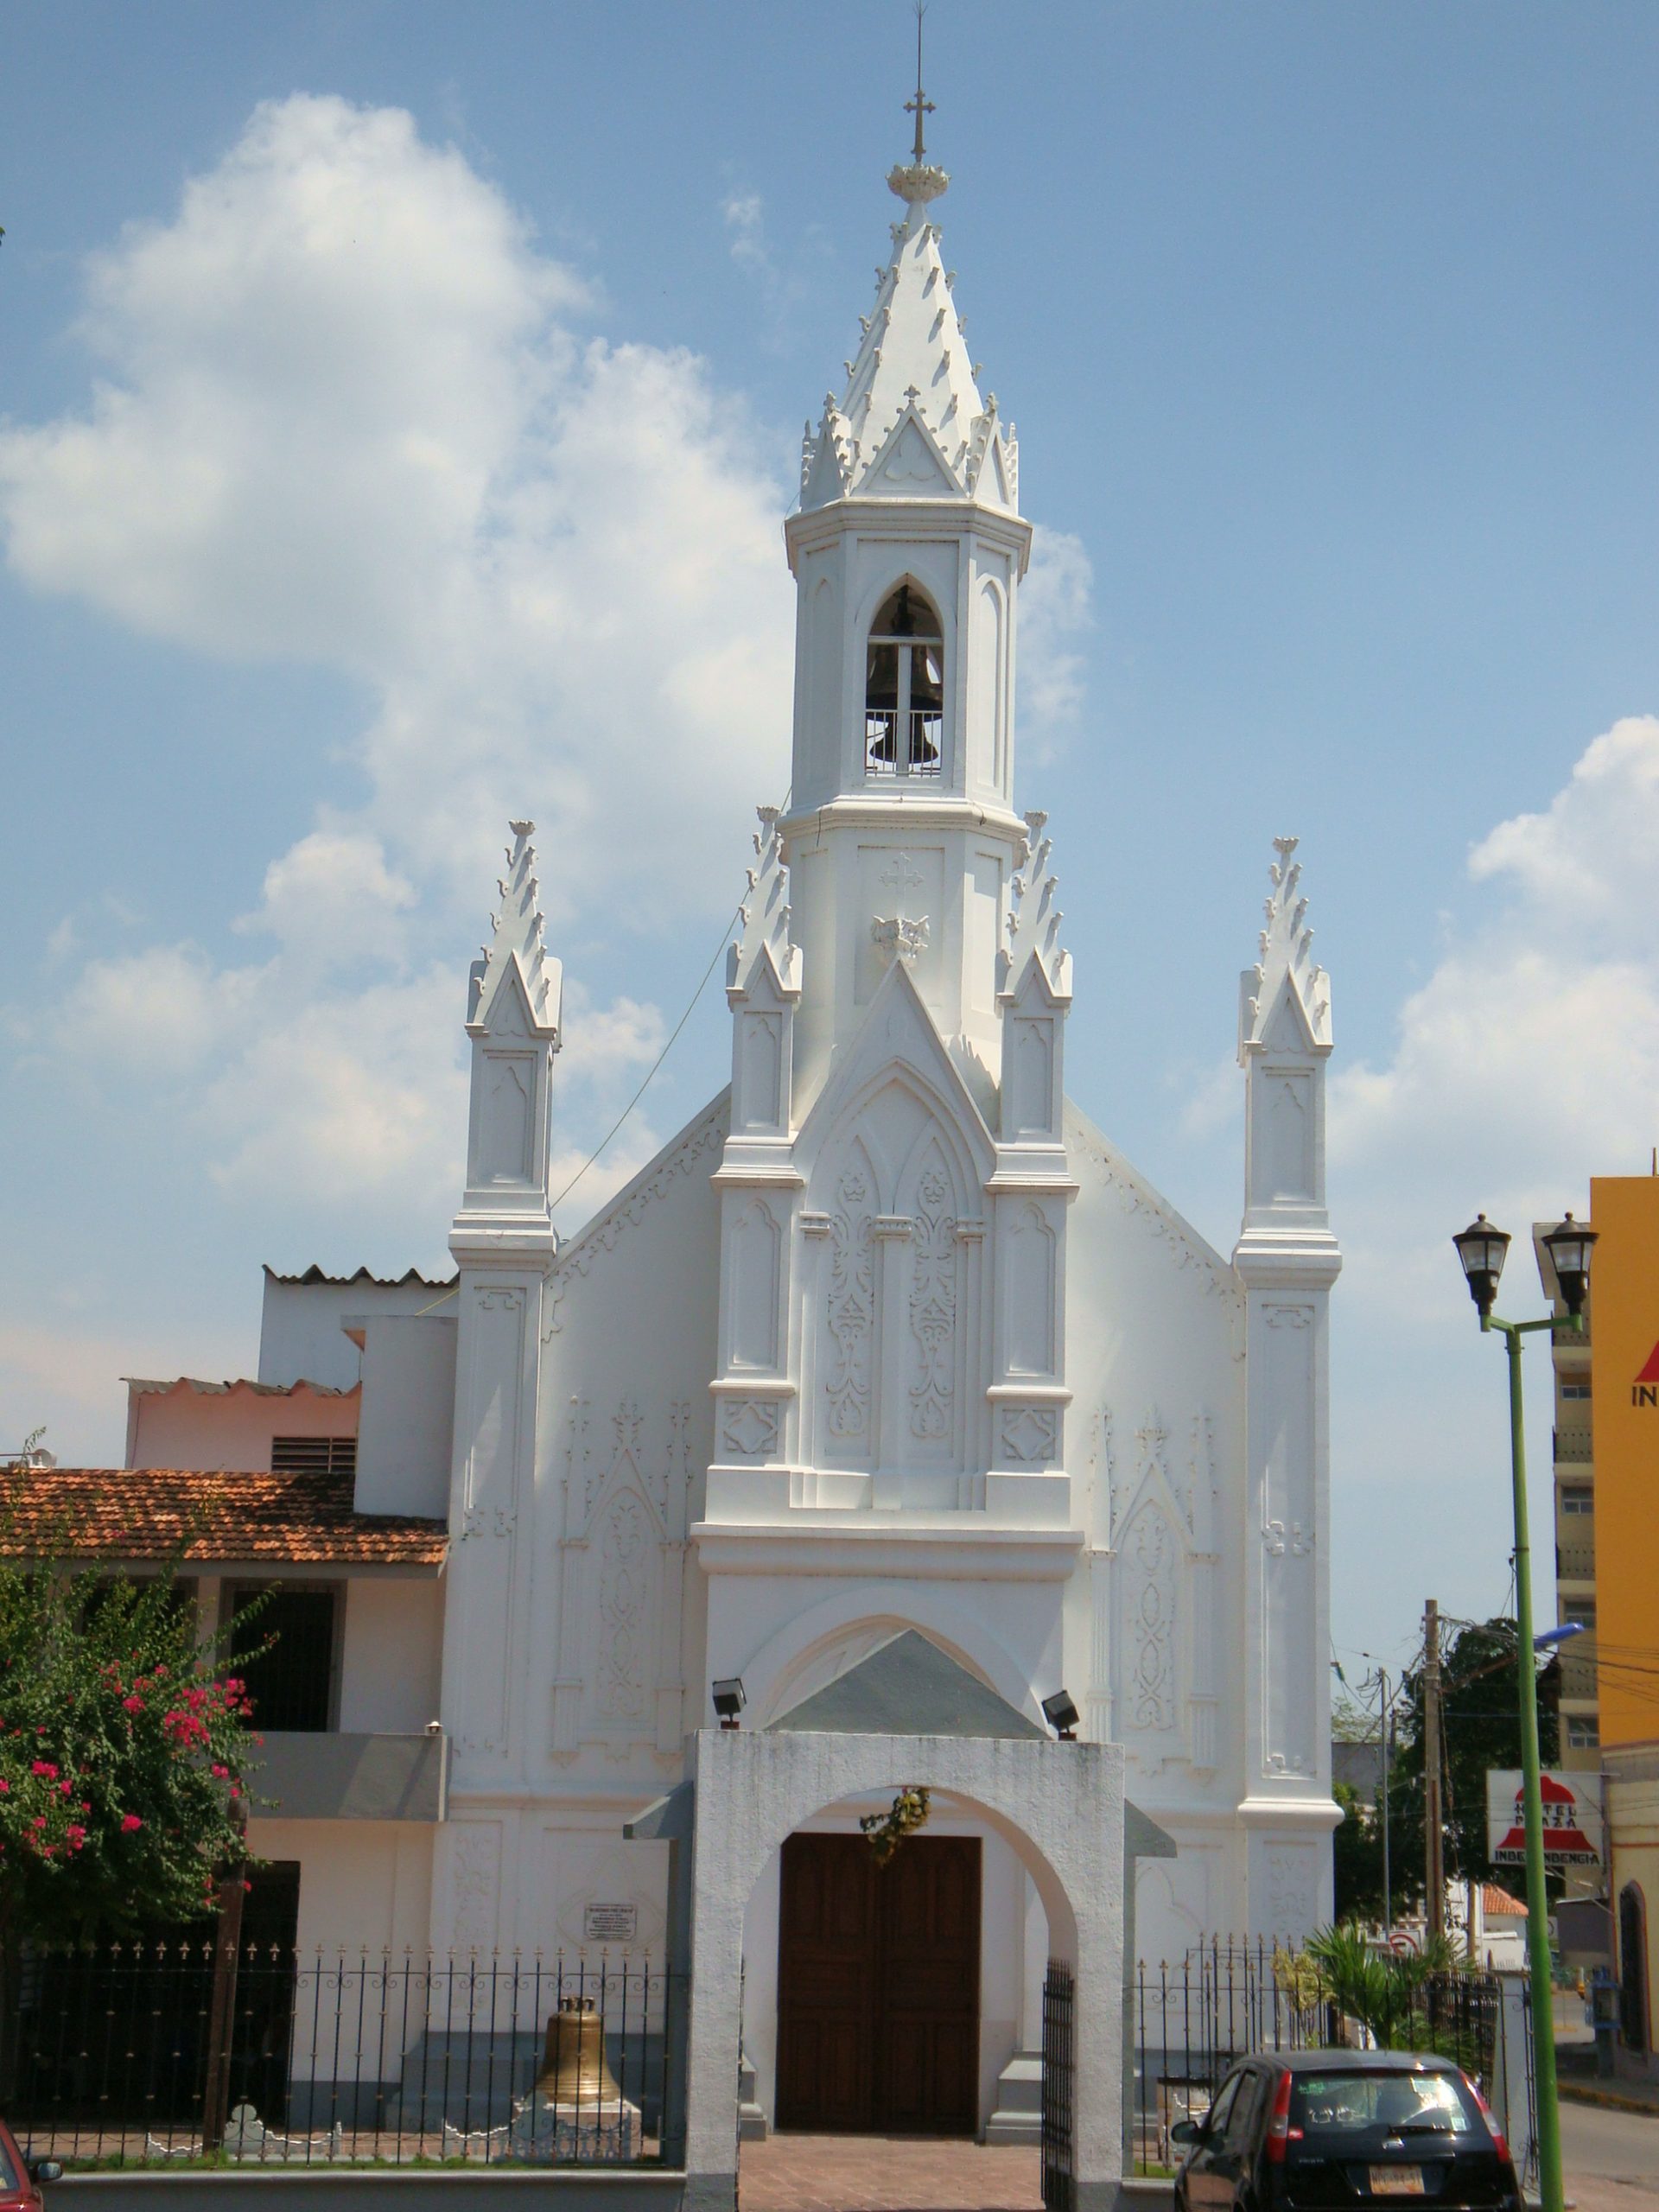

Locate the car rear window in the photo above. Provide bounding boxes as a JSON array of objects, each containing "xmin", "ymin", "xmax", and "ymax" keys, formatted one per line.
[
  {"xmin": 0, "ymin": 2134, "xmax": 20, "ymax": 2189},
  {"xmin": 1289, "ymin": 2070, "xmax": 1484, "ymax": 2144}
]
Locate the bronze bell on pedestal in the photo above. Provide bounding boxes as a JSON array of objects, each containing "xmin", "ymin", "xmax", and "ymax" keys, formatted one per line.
[{"xmin": 533, "ymin": 1996, "xmax": 623, "ymax": 2107}]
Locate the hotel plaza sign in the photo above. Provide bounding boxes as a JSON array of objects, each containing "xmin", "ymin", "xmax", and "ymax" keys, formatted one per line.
[{"xmin": 1486, "ymin": 1770, "xmax": 1603, "ymax": 1868}]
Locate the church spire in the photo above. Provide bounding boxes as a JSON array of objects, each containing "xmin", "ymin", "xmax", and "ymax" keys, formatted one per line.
[{"xmin": 797, "ymin": 24, "xmax": 1017, "ymax": 515}]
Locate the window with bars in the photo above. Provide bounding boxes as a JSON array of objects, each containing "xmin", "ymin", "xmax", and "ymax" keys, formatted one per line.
[
  {"xmin": 270, "ymin": 1434, "xmax": 357, "ymax": 1477},
  {"xmin": 1567, "ymin": 1714, "xmax": 1600, "ymax": 1750},
  {"xmin": 231, "ymin": 1586, "xmax": 340, "ymax": 1732}
]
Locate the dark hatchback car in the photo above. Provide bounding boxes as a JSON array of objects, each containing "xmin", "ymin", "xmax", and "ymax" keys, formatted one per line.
[{"xmin": 1171, "ymin": 2050, "xmax": 1520, "ymax": 2212}]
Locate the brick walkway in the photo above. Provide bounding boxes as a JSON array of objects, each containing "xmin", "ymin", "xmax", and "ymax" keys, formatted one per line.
[
  {"xmin": 737, "ymin": 2131, "xmax": 1657, "ymax": 2212},
  {"xmin": 739, "ymin": 2135, "xmax": 1043, "ymax": 2211}
]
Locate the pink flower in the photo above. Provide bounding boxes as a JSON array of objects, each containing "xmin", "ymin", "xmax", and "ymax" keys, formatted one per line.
[
  {"xmin": 121, "ymin": 1696, "xmax": 143, "ymax": 1714},
  {"xmin": 30, "ymin": 1760, "xmax": 57, "ymax": 1779},
  {"xmin": 211, "ymin": 1764, "xmax": 229, "ymax": 1780},
  {"xmin": 0, "ymin": 1779, "xmax": 10, "ymax": 1794},
  {"xmin": 120, "ymin": 1814, "xmax": 143, "ymax": 1833}
]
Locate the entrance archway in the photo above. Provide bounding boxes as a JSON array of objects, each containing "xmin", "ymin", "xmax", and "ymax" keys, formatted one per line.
[{"xmin": 677, "ymin": 1726, "xmax": 1125, "ymax": 2212}]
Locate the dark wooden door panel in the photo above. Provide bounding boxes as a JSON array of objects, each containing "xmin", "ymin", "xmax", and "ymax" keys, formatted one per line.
[{"xmin": 776, "ymin": 1832, "xmax": 981, "ymax": 2136}]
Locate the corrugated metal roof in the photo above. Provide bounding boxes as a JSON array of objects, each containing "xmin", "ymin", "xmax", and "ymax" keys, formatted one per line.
[
  {"xmin": 262, "ymin": 1264, "xmax": 456, "ymax": 1289},
  {"xmin": 124, "ymin": 1376, "xmax": 360, "ymax": 1399}
]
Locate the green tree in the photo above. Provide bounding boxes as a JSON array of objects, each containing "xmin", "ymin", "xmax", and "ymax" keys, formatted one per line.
[
  {"xmin": 1389, "ymin": 1617, "xmax": 1560, "ymax": 1906},
  {"xmin": 1332, "ymin": 1780, "xmax": 1389, "ymax": 1924}
]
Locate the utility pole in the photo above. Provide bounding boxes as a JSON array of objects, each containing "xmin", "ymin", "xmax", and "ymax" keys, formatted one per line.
[{"xmin": 1424, "ymin": 1599, "xmax": 1446, "ymax": 1943}]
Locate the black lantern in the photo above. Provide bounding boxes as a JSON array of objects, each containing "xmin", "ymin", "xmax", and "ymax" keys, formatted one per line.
[
  {"xmin": 1041, "ymin": 1689, "xmax": 1080, "ymax": 1741},
  {"xmin": 1541, "ymin": 1212, "xmax": 1597, "ymax": 1319},
  {"xmin": 1452, "ymin": 1213, "xmax": 1511, "ymax": 1318}
]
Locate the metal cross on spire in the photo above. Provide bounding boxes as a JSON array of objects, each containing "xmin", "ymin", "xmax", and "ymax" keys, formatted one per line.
[{"xmin": 904, "ymin": 2, "xmax": 935, "ymax": 164}]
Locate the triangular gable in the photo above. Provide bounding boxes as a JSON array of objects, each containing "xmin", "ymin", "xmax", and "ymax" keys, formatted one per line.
[
  {"xmin": 796, "ymin": 959, "xmax": 995, "ymax": 1184},
  {"xmin": 1253, "ymin": 968, "xmax": 1319, "ymax": 1056},
  {"xmin": 767, "ymin": 1630, "xmax": 1045, "ymax": 1739},
  {"xmin": 858, "ymin": 401, "xmax": 963, "ymax": 499},
  {"xmin": 472, "ymin": 953, "xmax": 538, "ymax": 1039}
]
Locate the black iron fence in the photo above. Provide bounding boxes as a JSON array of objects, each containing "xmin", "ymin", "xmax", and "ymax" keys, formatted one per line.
[
  {"xmin": 8, "ymin": 1934, "xmax": 1506, "ymax": 2176},
  {"xmin": 1039, "ymin": 1962, "xmax": 1075, "ymax": 2212},
  {"xmin": 9, "ymin": 1945, "xmax": 682, "ymax": 2169},
  {"xmin": 1128, "ymin": 1939, "xmax": 1503, "ymax": 2176}
]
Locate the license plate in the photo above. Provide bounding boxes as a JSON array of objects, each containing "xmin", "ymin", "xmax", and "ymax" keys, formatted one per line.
[{"xmin": 1370, "ymin": 2168, "xmax": 1426, "ymax": 2197}]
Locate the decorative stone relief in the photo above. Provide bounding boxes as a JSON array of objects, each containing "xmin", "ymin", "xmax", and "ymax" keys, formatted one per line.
[
  {"xmin": 824, "ymin": 1163, "xmax": 874, "ymax": 1446},
  {"xmin": 1000, "ymin": 1404, "xmax": 1058, "ymax": 1463},
  {"xmin": 872, "ymin": 914, "xmax": 930, "ymax": 966},
  {"xmin": 593, "ymin": 1489, "xmax": 652, "ymax": 1726},
  {"xmin": 460, "ymin": 1505, "xmax": 517, "ymax": 1541},
  {"xmin": 907, "ymin": 1164, "xmax": 957, "ymax": 1441},
  {"xmin": 1262, "ymin": 1842, "xmax": 1317, "ymax": 1942},
  {"xmin": 1123, "ymin": 1501, "xmax": 1179, "ymax": 1733},
  {"xmin": 1090, "ymin": 1404, "xmax": 1117, "ymax": 1548},
  {"xmin": 1262, "ymin": 1518, "xmax": 1313, "ymax": 1558},
  {"xmin": 451, "ymin": 1825, "xmax": 502, "ymax": 1952},
  {"xmin": 721, "ymin": 1399, "xmax": 779, "ymax": 1459}
]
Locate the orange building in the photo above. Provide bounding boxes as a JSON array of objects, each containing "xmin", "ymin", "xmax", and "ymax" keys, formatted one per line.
[
  {"xmin": 1549, "ymin": 1174, "xmax": 1659, "ymax": 2078},
  {"xmin": 1585, "ymin": 1175, "xmax": 1659, "ymax": 1754}
]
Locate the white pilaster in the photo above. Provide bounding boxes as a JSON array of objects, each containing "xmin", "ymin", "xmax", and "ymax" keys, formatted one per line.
[{"xmin": 1232, "ymin": 836, "xmax": 1341, "ymax": 1940}]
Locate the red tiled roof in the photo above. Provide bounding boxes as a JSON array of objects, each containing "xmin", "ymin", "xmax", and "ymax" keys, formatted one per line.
[
  {"xmin": 0, "ymin": 1467, "xmax": 447, "ymax": 1567},
  {"xmin": 1481, "ymin": 1883, "xmax": 1527, "ymax": 1918}
]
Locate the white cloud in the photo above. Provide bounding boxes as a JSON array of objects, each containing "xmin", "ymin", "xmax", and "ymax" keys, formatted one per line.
[
  {"xmin": 0, "ymin": 93, "xmax": 795, "ymax": 926},
  {"xmin": 1020, "ymin": 524, "xmax": 1094, "ymax": 753},
  {"xmin": 721, "ymin": 191, "xmax": 769, "ymax": 275},
  {"xmin": 0, "ymin": 94, "xmax": 805, "ymax": 1247},
  {"xmin": 237, "ymin": 829, "xmax": 417, "ymax": 969},
  {"xmin": 1334, "ymin": 714, "xmax": 1659, "ymax": 1276},
  {"xmin": 61, "ymin": 944, "xmax": 266, "ymax": 1072}
]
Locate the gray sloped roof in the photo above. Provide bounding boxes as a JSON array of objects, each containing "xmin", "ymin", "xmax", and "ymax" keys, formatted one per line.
[{"xmin": 766, "ymin": 1630, "xmax": 1046, "ymax": 1740}]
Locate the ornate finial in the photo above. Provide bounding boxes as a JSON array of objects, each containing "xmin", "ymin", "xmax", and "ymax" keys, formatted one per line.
[
  {"xmin": 906, "ymin": 3, "xmax": 934, "ymax": 164},
  {"xmin": 887, "ymin": 2, "xmax": 949, "ymax": 208},
  {"xmin": 1238, "ymin": 832, "xmax": 1332, "ymax": 1060}
]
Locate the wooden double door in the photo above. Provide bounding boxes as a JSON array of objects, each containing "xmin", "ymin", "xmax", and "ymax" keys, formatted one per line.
[{"xmin": 775, "ymin": 1832, "xmax": 981, "ymax": 2136}]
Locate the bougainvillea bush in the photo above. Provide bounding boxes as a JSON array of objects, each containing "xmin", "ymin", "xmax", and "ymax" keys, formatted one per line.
[{"xmin": 0, "ymin": 1557, "xmax": 259, "ymax": 1944}]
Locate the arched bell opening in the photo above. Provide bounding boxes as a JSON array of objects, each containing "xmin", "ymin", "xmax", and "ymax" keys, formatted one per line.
[{"xmin": 865, "ymin": 582, "xmax": 944, "ymax": 779}]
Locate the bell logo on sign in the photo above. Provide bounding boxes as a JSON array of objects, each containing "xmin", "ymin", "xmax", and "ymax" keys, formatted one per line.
[
  {"xmin": 1633, "ymin": 1341, "xmax": 1659, "ymax": 1408},
  {"xmin": 1486, "ymin": 1770, "xmax": 1601, "ymax": 1867}
]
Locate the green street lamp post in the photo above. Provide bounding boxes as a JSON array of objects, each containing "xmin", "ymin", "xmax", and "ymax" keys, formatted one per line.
[{"xmin": 1452, "ymin": 1210, "xmax": 1596, "ymax": 2212}]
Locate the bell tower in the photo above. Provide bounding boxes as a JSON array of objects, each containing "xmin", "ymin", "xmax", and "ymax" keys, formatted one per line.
[
  {"xmin": 781, "ymin": 95, "xmax": 1033, "ymax": 1116},
  {"xmin": 703, "ymin": 73, "xmax": 1075, "ymax": 1536}
]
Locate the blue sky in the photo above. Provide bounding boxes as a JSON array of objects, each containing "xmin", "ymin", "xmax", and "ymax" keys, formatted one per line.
[{"xmin": 3, "ymin": 2, "xmax": 1658, "ymax": 1679}]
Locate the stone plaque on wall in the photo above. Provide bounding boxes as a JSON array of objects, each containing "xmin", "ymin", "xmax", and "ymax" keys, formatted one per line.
[{"xmin": 582, "ymin": 1902, "xmax": 638, "ymax": 1943}]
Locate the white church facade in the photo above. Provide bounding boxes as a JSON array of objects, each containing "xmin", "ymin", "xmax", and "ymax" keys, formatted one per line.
[{"xmin": 47, "ymin": 118, "xmax": 1342, "ymax": 2158}]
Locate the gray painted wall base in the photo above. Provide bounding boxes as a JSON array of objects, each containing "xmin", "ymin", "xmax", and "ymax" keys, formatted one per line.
[{"xmin": 53, "ymin": 2174, "xmax": 686, "ymax": 2211}]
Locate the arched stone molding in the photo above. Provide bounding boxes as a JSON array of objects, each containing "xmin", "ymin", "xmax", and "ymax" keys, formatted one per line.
[
  {"xmin": 741, "ymin": 1598, "xmax": 1041, "ymax": 1730},
  {"xmin": 679, "ymin": 1727, "xmax": 1125, "ymax": 2212}
]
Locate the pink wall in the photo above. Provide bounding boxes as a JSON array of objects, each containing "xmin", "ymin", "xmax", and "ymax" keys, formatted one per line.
[{"xmin": 126, "ymin": 1382, "xmax": 359, "ymax": 1471}]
